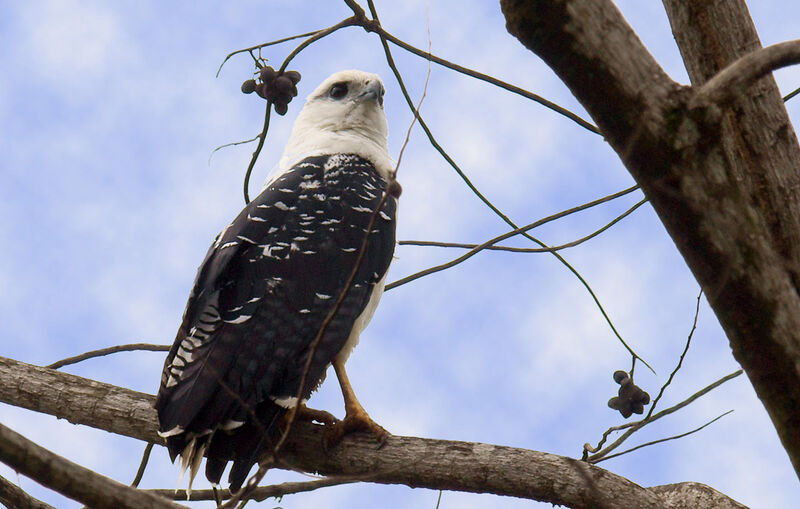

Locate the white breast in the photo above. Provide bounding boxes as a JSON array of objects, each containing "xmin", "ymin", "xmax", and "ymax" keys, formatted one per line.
[{"xmin": 335, "ymin": 272, "xmax": 388, "ymax": 363}]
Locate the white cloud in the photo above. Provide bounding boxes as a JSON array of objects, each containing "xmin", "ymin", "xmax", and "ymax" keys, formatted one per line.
[
  {"xmin": 21, "ymin": 0, "xmax": 131, "ymax": 80},
  {"xmin": 2, "ymin": 1, "xmax": 800, "ymax": 508}
]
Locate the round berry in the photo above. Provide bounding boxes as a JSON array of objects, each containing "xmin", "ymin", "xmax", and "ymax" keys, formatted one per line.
[
  {"xmin": 284, "ymin": 70, "xmax": 301, "ymax": 84},
  {"xmin": 241, "ymin": 79, "xmax": 257, "ymax": 94},
  {"xmin": 260, "ymin": 66, "xmax": 277, "ymax": 83}
]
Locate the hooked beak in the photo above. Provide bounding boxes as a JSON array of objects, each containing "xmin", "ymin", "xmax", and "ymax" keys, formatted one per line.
[{"xmin": 359, "ymin": 81, "xmax": 384, "ymax": 107}]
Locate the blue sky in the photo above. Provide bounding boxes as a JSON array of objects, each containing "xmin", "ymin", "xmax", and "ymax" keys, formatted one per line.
[{"xmin": 1, "ymin": 1, "xmax": 799, "ymax": 507}]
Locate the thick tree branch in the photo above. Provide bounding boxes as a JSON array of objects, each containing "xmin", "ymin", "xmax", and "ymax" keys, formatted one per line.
[
  {"xmin": 0, "ymin": 357, "xmax": 159, "ymax": 443},
  {"xmin": 0, "ymin": 473, "xmax": 56, "ymax": 509},
  {"xmin": 692, "ymin": 39, "xmax": 800, "ymax": 107},
  {"xmin": 500, "ymin": 0, "xmax": 800, "ymax": 478},
  {"xmin": 650, "ymin": 483, "xmax": 748, "ymax": 509},
  {"xmin": 0, "ymin": 422, "xmax": 182, "ymax": 509},
  {"xmin": 0, "ymin": 356, "xmax": 746, "ymax": 508}
]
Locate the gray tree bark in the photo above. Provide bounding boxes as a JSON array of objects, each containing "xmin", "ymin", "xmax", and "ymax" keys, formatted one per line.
[
  {"xmin": 0, "ymin": 356, "xmax": 745, "ymax": 508},
  {"xmin": 500, "ymin": 0, "xmax": 800, "ymax": 478}
]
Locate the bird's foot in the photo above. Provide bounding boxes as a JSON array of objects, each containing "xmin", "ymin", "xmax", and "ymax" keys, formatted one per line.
[
  {"xmin": 323, "ymin": 406, "xmax": 389, "ymax": 451},
  {"xmin": 283, "ymin": 404, "xmax": 338, "ymax": 427}
]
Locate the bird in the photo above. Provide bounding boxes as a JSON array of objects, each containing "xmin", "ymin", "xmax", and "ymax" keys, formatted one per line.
[{"xmin": 154, "ymin": 69, "xmax": 398, "ymax": 492}]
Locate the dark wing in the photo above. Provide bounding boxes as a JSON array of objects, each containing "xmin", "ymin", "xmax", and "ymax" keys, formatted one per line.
[{"xmin": 154, "ymin": 154, "xmax": 396, "ymax": 488}]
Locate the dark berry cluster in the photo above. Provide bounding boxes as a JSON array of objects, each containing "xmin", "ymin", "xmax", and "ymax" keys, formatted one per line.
[
  {"xmin": 241, "ymin": 66, "xmax": 302, "ymax": 116},
  {"xmin": 607, "ymin": 370, "xmax": 650, "ymax": 418}
]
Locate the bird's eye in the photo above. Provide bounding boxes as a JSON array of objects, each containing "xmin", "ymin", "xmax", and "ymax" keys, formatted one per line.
[{"xmin": 329, "ymin": 82, "xmax": 348, "ymax": 100}]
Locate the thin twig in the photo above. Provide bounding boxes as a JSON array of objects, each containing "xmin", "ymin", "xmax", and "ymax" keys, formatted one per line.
[
  {"xmin": 392, "ymin": 0, "xmax": 432, "ymax": 175},
  {"xmin": 151, "ymin": 476, "xmax": 360, "ymax": 502},
  {"xmin": 130, "ymin": 442, "xmax": 153, "ymax": 488},
  {"xmin": 243, "ymin": 103, "xmax": 271, "ymax": 204},
  {"xmin": 595, "ymin": 410, "xmax": 734, "ymax": 463},
  {"xmin": 584, "ymin": 291, "xmax": 703, "ymax": 460},
  {"xmin": 784, "ymin": 85, "xmax": 800, "ymax": 102},
  {"xmin": 399, "ymin": 240, "xmax": 559, "ymax": 252},
  {"xmin": 216, "ymin": 30, "xmax": 323, "ymax": 77},
  {"xmin": 46, "ymin": 343, "xmax": 170, "ymax": 370},
  {"xmin": 209, "ymin": 134, "xmax": 261, "ymax": 166},
  {"xmin": 645, "ymin": 290, "xmax": 703, "ymax": 421},
  {"xmin": 585, "ymin": 370, "xmax": 743, "ymax": 463},
  {"xmin": 378, "ymin": 26, "xmax": 599, "ymax": 134},
  {"xmin": 385, "ymin": 187, "xmax": 638, "ymax": 289},
  {"xmin": 351, "ymin": 0, "xmax": 599, "ymax": 133},
  {"xmin": 398, "ymin": 196, "xmax": 646, "ymax": 254},
  {"xmin": 277, "ymin": 18, "xmax": 360, "ymax": 74},
  {"xmin": 386, "ymin": 187, "xmax": 650, "ymax": 370}
]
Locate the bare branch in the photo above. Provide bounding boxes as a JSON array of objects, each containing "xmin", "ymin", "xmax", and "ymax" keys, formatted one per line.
[
  {"xmin": 386, "ymin": 185, "xmax": 652, "ymax": 371},
  {"xmin": 276, "ymin": 18, "xmax": 359, "ymax": 74},
  {"xmin": 644, "ymin": 291, "xmax": 703, "ymax": 421},
  {"xmin": 0, "ymin": 356, "xmax": 161, "ymax": 443},
  {"xmin": 596, "ymin": 410, "xmax": 734, "ymax": 463},
  {"xmin": 580, "ymin": 291, "xmax": 703, "ymax": 461},
  {"xmin": 216, "ymin": 30, "xmax": 322, "ymax": 77},
  {"xmin": 692, "ymin": 39, "xmax": 800, "ymax": 108},
  {"xmin": 242, "ymin": 98, "xmax": 271, "ymax": 204},
  {"xmin": 585, "ymin": 370, "xmax": 743, "ymax": 463},
  {"xmin": 208, "ymin": 134, "xmax": 261, "ymax": 166},
  {"xmin": 46, "ymin": 343, "xmax": 169, "ymax": 370},
  {"xmin": 386, "ymin": 188, "xmax": 640, "ymax": 289},
  {"xmin": 131, "ymin": 442, "xmax": 154, "ymax": 488},
  {"xmin": 148, "ymin": 477, "xmax": 359, "ymax": 502},
  {"xmin": 0, "ymin": 422, "xmax": 183, "ymax": 509},
  {"xmin": 0, "ymin": 473, "xmax": 56, "ymax": 509},
  {"xmin": 387, "ymin": 187, "xmax": 642, "ymax": 289},
  {"xmin": 398, "ymin": 195, "xmax": 646, "ymax": 255},
  {"xmin": 0, "ymin": 355, "xmax": 747, "ymax": 508},
  {"xmin": 351, "ymin": 0, "xmax": 599, "ymax": 133},
  {"xmin": 376, "ymin": 25, "xmax": 600, "ymax": 134},
  {"xmin": 378, "ymin": 40, "xmax": 644, "ymax": 364}
]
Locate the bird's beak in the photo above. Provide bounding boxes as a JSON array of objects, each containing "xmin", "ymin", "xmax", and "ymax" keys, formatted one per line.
[{"xmin": 359, "ymin": 81, "xmax": 384, "ymax": 107}]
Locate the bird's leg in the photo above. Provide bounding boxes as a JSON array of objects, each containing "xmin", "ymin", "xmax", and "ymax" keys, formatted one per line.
[{"xmin": 324, "ymin": 359, "xmax": 389, "ymax": 449}]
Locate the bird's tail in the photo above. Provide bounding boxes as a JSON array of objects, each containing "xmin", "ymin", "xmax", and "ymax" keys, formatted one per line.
[{"xmin": 204, "ymin": 400, "xmax": 287, "ymax": 492}]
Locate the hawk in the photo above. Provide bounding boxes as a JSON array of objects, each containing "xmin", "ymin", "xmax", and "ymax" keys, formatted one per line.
[{"xmin": 155, "ymin": 70, "xmax": 397, "ymax": 491}]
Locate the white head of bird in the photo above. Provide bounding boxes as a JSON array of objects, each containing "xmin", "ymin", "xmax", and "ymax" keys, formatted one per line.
[{"xmin": 280, "ymin": 70, "xmax": 392, "ymax": 178}]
